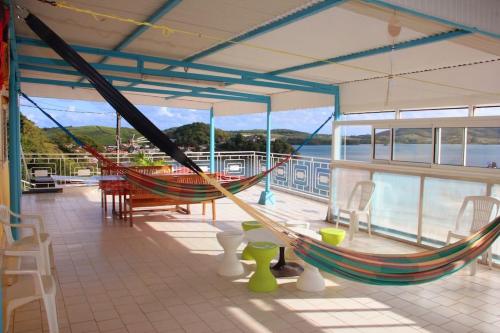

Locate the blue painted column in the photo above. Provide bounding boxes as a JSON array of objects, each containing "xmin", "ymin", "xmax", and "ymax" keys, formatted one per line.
[
  {"xmin": 8, "ymin": 0, "xmax": 21, "ymax": 239},
  {"xmin": 3, "ymin": 1, "xmax": 20, "ymax": 328},
  {"xmin": 209, "ymin": 107, "xmax": 215, "ymax": 173},
  {"xmin": 259, "ymin": 102, "xmax": 275, "ymax": 205}
]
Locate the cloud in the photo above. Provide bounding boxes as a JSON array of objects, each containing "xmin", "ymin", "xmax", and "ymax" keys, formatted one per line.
[{"xmin": 158, "ymin": 106, "xmax": 174, "ymax": 117}]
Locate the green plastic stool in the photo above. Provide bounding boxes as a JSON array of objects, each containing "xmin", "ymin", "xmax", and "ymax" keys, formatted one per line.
[
  {"xmin": 248, "ymin": 242, "xmax": 278, "ymax": 292},
  {"xmin": 319, "ymin": 228, "xmax": 346, "ymax": 246},
  {"xmin": 241, "ymin": 221, "xmax": 262, "ymax": 260}
]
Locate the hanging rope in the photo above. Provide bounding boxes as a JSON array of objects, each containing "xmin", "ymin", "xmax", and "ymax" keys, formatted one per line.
[
  {"xmin": 29, "ymin": 0, "xmax": 500, "ymax": 97},
  {"xmin": 342, "ymin": 57, "xmax": 500, "ymax": 85}
]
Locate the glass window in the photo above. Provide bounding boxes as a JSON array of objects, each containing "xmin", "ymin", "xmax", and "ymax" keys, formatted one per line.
[
  {"xmin": 436, "ymin": 128, "xmax": 464, "ymax": 166},
  {"xmin": 422, "ymin": 178, "xmax": 486, "ymax": 246},
  {"xmin": 338, "ymin": 125, "xmax": 371, "ymax": 162},
  {"xmin": 341, "ymin": 111, "xmax": 395, "ymax": 121},
  {"xmin": 374, "ymin": 128, "xmax": 391, "ymax": 160},
  {"xmin": 331, "ymin": 167, "xmax": 371, "ymax": 218},
  {"xmin": 393, "ymin": 128, "xmax": 433, "ymax": 163},
  {"xmin": 466, "ymin": 128, "xmax": 500, "ymax": 168},
  {"xmin": 371, "ymin": 172, "xmax": 420, "ymax": 241},
  {"xmin": 474, "ymin": 106, "xmax": 500, "ymax": 117},
  {"xmin": 400, "ymin": 108, "xmax": 468, "ymax": 119}
]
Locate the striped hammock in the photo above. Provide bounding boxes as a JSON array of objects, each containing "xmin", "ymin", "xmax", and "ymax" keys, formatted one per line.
[
  {"xmin": 22, "ymin": 12, "xmax": 500, "ymax": 285},
  {"xmin": 93, "ymin": 143, "xmax": 284, "ymax": 203},
  {"xmin": 22, "ymin": 92, "xmax": 299, "ymax": 203},
  {"xmin": 290, "ymin": 216, "xmax": 500, "ymax": 285}
]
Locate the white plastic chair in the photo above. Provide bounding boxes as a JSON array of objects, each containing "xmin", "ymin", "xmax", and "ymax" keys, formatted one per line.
[
  {"xmin": 446, "ymin": 196, "xmax": 500, "ymax": 275},
  {"xmin": 1, "ymin": 253, "xmax": 59, "ymax": 333},
  {"xmin": 0, "ymin": 205, "xmax": 53, "ymax": 275},
  {"xmin": 336, "ymin": 181, "xmax": 376, "ymax": 240}
]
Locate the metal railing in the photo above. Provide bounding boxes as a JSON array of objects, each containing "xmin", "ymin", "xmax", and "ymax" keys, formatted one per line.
[{"xmin": 21, "ymin": 151, "xmax": 331, "ymax": 200}]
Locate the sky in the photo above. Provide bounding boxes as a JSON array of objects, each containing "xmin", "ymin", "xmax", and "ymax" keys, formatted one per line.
[{"xmin": 20, "ymin": 97, "xmax": 334, "ymax": 134}]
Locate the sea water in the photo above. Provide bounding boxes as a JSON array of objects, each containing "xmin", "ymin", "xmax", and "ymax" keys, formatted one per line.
[{"xmin": 295, "ymin": 144, "xmax": 500, "ymax": 167}]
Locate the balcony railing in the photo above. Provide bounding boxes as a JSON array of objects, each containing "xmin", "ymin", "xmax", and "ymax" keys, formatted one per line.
[
  {"xmin": 21, "ymin": 150, "xmax": 500, "ymax": 261},
  {"xmin": 330, "ymin": 160, "xmax": 500, "ymax": 262},
  {"xmin": 21, "ymin": 151, "xmax": 331, "ymax": 200}
]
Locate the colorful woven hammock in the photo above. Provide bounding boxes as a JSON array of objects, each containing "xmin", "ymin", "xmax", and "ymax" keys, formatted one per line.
[
  {"xmin": 22, "ymin": 91, "xmax": 326, "ymax": 204},
  {"xmin": 22, "ymin": 13, "xmax": 500, "ymax": 285},
  {"xmin": 290, "ymin": 216, "xmax": 500, "ymax": 285}
]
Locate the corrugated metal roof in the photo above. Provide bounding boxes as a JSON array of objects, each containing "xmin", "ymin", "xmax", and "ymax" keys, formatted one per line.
[{"xmin": 14, "ymin": 0, "xmax": 500, "ymax": 114}]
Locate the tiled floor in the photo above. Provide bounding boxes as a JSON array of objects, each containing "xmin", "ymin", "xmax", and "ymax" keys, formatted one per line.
[{"xmin": 11, "ymin": 186, "xmax": 500, "ymax": 333}]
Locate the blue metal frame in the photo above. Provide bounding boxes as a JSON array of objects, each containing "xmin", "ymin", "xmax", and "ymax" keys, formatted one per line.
[
  {"xmin": 269, "ymin": 29, "xmax": 471, "ymax": 75},
  {"xmin": 258, "ymin": 102, "xmax": 275, "ymax": 206},
  {"xmin": 97, "ymin": 0, "xmax": 180, "ymax": 60},
  {"xmin": 19, "ymin": 64, "xmax": 269, "ymax": 103},
  {"xmin": 363, "ymin": 0, "xmax": 500, "ymax": 40},
  {"xmin": 20, "ymin": 77, "xmax": 270, "ymax": 103},
  {"xmin": 209, "ymin": 107, "xmax": 215, "ymax": 173},
  {"xmin": 18, "ymin": 54, "xmax": 334, "ymax": 94},
  {"xmin": 334, "ymin": 86, "xmax": 341, "ymax": 121},
  {"xmin": 8, "ymin": 0, "xmax": 21, "ymax": 240},
  {"xmin": 3, "ymin": 1, "xmax": 19, "ymax": 328},
  {"xmin": 78, "ymin": 0, "xmax": 181, "ymax": 83},
  {"xmin": 17, "ymin": 37, "xmax": 336, "ymax": 94},
  {"xmin": 162, "ymin": 0, "xmax": 348, "ymax": 71}
]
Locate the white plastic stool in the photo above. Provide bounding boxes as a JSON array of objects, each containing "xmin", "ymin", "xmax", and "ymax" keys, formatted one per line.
[
  {"xmin": 289, "ymin": 227, "xmax": 326, "ymax": 292},
  {"xmin": 216, "ymin": 231, "xmax": 244, "ymax": 277},
  {"xmin": 284, "ymin": 222, "xmax": 310, "ymax": 260},
  {"xmin": 296, "ymin": 261, "xmax": 325, "ymax": 292}
]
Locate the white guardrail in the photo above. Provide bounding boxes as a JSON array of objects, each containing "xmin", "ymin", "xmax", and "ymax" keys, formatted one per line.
[{"xmin": 21, "ymin": 151, "xmax": 331, "ymax": 200}]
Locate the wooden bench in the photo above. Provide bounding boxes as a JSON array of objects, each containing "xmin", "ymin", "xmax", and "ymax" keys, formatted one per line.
[
  {"xmin": 100, "ymin": 166, "xmax": 217, "ymax": 226},
  {"xmin": 124, "ymin": 191, "xmax": 216, "ymax": 226},
  {"xmin": 100, "ymin": 165, "xmax": 174, "ymax": 222},
  {"xmin": 124, "ymin": 173, "xmax": 217, "ymax": 225}
]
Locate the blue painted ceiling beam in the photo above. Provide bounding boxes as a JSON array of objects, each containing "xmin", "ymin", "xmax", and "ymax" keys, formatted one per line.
[
  {"xmin": 161, "ymin": 0, "xmax": 348, "ymax": 71},
  {"xmin": 18, "ymin": 54, "xmax": 335, "ymax": 94},
  {"xmin": 17, "ymin": 37, "xmax": 335, "ymax": 92},
  {"xmin": 19, "ymin": 63, "xmax": 268, "ymax": 101},
  {"xmin": 108, "ymin": 0, "xmax": 181, "ymax": 52},
  {"xmin": 269, "ymin": 29, "xmax": 471, "ymax": 75},
  {"xmin": 363, "ymin": 0, "xmax": 500, "ymax": 40},
  {"xmin": 78, "ymin": 0, "xmax": 181, "ymax": 83},
  {"xmin": 20, "ymin": 77, "xmax": 269, "ymax": 103}
]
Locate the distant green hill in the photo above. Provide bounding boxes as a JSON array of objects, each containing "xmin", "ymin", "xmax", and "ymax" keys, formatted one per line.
[
  {"xmin": 44, "ymin": 126, "xmax": 141, "ymax": 147},
  {"xmin": 21, "ymin": 115, "xmax": 62, "ymax": 154},
  {"xmin": 227, "ymin": 128, "xmax": 331, "ymax": 145},
  {"xmin": 40, "ymin": 124, "xmax": 500, "ymax": 154}
]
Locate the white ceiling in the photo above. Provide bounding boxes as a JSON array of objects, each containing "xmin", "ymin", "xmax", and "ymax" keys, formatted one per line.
[{"xmin": 14, "ymin": 0, "xmax": 500, "ymax": 115}]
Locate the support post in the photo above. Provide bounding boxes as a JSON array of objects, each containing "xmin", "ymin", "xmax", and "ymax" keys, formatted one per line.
[
  {"xmin": 259, "ymin": 102, "xmax": 275, "ymax": 205},
  {"xmin": 8, "ymin": 0, "xmax": 21, "ymax": 239},
  {"xmin": 209, "ymin": 107, "xmax": 215, "ymax": 173},
  {"xmin": 116, "ymin": 113, "xmax": 121, "ymax": 164},
  {"xmin": 326, "ymin": 90, "xmax": 340, "ymax": 221}
]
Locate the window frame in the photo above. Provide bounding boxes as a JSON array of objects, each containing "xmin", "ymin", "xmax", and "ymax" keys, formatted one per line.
[
  {"xmin": 473, "ymin": 105, "xmax": 500, "ymax": 117},
  {"xmin": 334, "ymin": 113, "xmax": 500, "ymax": 172},
  {"xmin": 372, "ymin": 127, "xmax": 392, "ymax": 162},
  {"xmin": 399, "ymin": 107, "xmax": 469, "ymax": 119}
]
